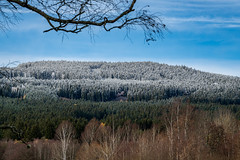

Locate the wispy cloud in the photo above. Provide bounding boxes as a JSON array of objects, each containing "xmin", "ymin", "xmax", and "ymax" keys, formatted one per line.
[
  {"xmin": 142, "ymin": 0, "xmax": 240, "ymax": 10},
  {"xmin": 138, "ymin": 0, "xmax": 240, "ymax": 31},
  {"xmin": 11, "ymin": 21, "xmax": 48, "ymax": 32},
  {"xmin": 166, "ymin": 17, "xmax": 240, "ymax": 24},
  {"xmin": 7, "ymin": 15, "xmax": 49, "ymax": 32},
  {"xmin": 163, "ymin": 16, "xmax": 240, "ymax": 31}
]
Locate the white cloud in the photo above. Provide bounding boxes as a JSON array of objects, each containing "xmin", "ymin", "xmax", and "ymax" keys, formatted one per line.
[
  {"xmin": 140, "ymin": 0, "xmax": 240, "ymax": 9},
  {"xmin": 162, "ymin": 16, "xmax": 240, "ymax": 31},
  {"xmin": 136, "ymin": 0, "xmax": 240, "ymax": 32},
  {"xmin": 166, "ymin": 17, "xmax": 240, "ymax": 24}
]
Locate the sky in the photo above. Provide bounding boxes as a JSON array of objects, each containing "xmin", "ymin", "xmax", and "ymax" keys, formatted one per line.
[{"xmin": 0, "ymin": 0, "xmax": 240, "ymax": 77}]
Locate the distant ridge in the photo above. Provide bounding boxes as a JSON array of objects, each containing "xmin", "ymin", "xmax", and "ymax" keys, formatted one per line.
[{"xmin": 0, "ymin": 61, "xmax": 240, "ymax": 104}]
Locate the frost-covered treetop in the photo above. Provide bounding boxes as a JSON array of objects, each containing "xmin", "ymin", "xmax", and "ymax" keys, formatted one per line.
[
  {"xmin": 15, "ymin": 61, "xmax": 238, "ymax": 82},
  {"xmin": 1, "ymin": 61, "xmax": 239, "ymax": 103}
]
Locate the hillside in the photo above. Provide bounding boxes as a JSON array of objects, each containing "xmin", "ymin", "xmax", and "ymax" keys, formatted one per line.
[{"xmin": 0, "ymin": 61, "xmax": 240, "ymax": 103}]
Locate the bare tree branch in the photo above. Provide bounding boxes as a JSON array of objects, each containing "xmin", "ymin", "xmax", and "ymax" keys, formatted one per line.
[
  {"xmin": 0, "ymin": 62, "xmax": 29, "ymax": 148},
  {"xmin": 0, "ymin": 0, "xmax": 165, "ymax": 42},
  {"xmin": 0, "ymin": 1, "xmax": 19, "ymax": 31},
  {"xmin": 0, "ymin": 61, "xmax": 21, "ymax": 82},
  {"xmin": 0, "ymin": 125, "xmax": 31, "ymax": 148}
]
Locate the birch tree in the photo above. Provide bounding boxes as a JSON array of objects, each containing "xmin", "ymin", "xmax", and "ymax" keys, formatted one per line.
[{"xmin": 54, "ymin": 121, "xmax": 76, "ymax": 160}]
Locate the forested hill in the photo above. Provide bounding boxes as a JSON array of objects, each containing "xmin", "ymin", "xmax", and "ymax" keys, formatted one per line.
[{"xmin": 1, "ymin": 61, "xmax": 240, "ymax": 104}]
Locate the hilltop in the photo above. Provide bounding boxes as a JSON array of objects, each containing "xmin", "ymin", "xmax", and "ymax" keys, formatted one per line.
[{"xmin": 0, "ymin": 61, "xmax": 239, "ymax": 103}]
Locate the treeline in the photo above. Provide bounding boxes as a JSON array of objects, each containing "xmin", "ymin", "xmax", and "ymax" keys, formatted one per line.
[
  {"xmin": 0, "ymin": 77, "xmax": 191, "ymax": 102},
  {"xmin": 1, "ymin": 97, "xmax": 240, "ymax": 141},
  {"xmin": 1, "ymin": 99, "xmax": 240, "ymax": 160},
  {"xmin": 1, "ymin": 77, "xmax": 240, "ymax": 104},
  {"xmin": 10, "ymin": 61, "xmax": 240, "ymax": 82},
  {"xmin": 1, "ymin": 61, "xmax": 240, "ymax": 104},
  {"xmin": 0, "ymin": 97, "xmax": 167, "ymax": 141}
]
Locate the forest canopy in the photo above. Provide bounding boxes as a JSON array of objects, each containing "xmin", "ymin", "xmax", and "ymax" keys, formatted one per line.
[{"xmin": 1, "ymin": 61, "xmax": 240, "ymax": 104}]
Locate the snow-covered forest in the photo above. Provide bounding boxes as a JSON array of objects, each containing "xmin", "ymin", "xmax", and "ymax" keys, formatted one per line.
[
  {"xmin": 1, "ymin": 61, "xmax": 240, "ymax": 104},
  {"xmin": 1, "ymin": 61, "xmax": 240, "ymax": 160}
]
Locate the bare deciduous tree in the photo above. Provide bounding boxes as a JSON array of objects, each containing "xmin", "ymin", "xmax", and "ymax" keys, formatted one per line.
[
  {"xmin": 54, "ymin": 121, "xmax": 76, "ymax": 160},
  {"xmin": 164, "ymin": 100, "xmax": 197, "ymax": 160},
  {"xmin": 0, "ymin": 0, "xmax": 165, "ymax": 42},
  {"xmin": 32, "ymin": 139, "xmax": 54, "ymax": 160},
  {"xmin": 214, "ymin": 109, "xmax": 237, "ymax": 134},
  {"xmin": 81, "ymin": 118, "xmax": 100, "ymax": 145}
]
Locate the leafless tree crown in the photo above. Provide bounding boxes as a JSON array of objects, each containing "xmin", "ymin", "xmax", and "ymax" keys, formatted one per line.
[{"xmin": 1, "ymin": 0, "xmax": 165, "ymax": 42}]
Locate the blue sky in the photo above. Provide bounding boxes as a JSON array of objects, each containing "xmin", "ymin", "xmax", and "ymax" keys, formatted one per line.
[{"xmin": 0, "ymin": 0, "xmax": 240, "ymax": 76}]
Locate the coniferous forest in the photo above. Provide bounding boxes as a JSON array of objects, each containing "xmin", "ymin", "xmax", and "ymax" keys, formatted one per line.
[
  {"xmin": 1, "ymin": 61, "xmax": 240, "ymax": 104},
  {"xmin": 1, "ymin": 61, "xmax": 240, "ymax": 160}
]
